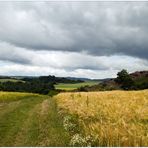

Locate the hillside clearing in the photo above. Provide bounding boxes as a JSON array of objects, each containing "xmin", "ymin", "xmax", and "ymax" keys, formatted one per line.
[
  {"xmin": 0, "ymin": 79, "xmax": 24, "ymax": 83},
  {"xmin": 55, "ymin": 90, "xmax": 148, "ymax": 146},
  {"xmin": 55, "ymin": 81, "xmax": 99, "ymax": 90},
  {"xmin": 0, "ymin": 92, "xmax": 70, "ymax": 146}
]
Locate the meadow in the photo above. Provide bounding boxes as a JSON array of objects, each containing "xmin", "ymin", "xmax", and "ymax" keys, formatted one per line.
[
  {"xmin": 0, "ymin": 79, "xmax": 24, "ymax": 83},
  {"xmin": 55, "ymin": 90, "xmax": 148, "ymax": 146},
  {"xmin": 55, "ymin": 81, "xmax": 99, "ymax": 90},
  {"xmin": 0, "ymin": 92, "xmax": 70, "ymax": 146}
]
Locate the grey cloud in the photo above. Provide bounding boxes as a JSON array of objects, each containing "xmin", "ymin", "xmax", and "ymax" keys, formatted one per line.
[
  {"xmin": 0, "ymin": 42, "xmax": 31, "ymax": 64},
  {"xmin": 0, "ymin": 41, "xmax": 108, "ymax": 70},
  {"xmin": 0, "ymin": 2, "xmax": 148, "ymax": 59}
]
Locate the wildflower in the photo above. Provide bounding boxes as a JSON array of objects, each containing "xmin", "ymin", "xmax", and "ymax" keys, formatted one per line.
[
  {"xmin": 70, "ymin": 134, "xmax": 86, "ymax": 146},
  {"xmin": 63, "ymin": 115, "xmax": 77, "ymax": 133}
]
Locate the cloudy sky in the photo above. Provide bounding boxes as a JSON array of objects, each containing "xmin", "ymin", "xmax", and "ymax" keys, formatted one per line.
[{"xmin": 0, "ymin": 2, "xmax": 148, "ymax": 79}]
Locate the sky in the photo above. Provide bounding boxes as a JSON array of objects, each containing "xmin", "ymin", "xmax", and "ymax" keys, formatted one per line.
[{"xmin": 0, "ymin": 2, "xmax": 148, "ymax": 79}]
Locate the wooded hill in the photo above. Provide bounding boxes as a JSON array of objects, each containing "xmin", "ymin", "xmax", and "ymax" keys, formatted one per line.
[
  {"xmin": 77, "ymin": 70, "xmax": 148, "ymax": 91},
  {"xmin": 22, "ymin": 75, "xmax": 83, "ymax": 84},
  {"xmin": 0, "ymin": 75, "xmax": 83, "ymax": 95}
]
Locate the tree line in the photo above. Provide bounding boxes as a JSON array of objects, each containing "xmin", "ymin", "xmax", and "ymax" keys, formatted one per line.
[
  {"xmin": 0, "ymin": 81, "xmax": 54, "ymax": 95},
  {"xmin": 0, "ymin": 75, "xmax": 83, "ymax": 95}
]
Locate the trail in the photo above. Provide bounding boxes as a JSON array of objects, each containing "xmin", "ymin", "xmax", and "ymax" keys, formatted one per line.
[{"xmin": 0, "ymin": 94, "xmax": 70, "ymax": 146}]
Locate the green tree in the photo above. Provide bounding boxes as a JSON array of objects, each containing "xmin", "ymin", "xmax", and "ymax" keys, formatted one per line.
[{"xmin": 116, "ymin": 69, "xmax": 134, "ymax": 90}]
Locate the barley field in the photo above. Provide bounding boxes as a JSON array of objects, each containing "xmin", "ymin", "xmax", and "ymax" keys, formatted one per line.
[{"xmin": 55, "ymin": 90, "xmax": 148, "ymax": 146}]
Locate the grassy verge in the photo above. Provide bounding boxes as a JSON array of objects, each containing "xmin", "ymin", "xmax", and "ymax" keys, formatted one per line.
[{"xmin": 0, "ymin": 92, "xmax": 70, "ymax": 146}]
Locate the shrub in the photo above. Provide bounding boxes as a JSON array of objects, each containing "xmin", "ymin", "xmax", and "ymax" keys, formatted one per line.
[{"xmin": 115, "ymin": 69, "xmax": 134, "ymax": 90}]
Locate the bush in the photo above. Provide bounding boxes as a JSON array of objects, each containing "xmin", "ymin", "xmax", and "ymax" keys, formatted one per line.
[{"xmin": 115, "ymin": 69, "xmax": 134, "ymax": 90}]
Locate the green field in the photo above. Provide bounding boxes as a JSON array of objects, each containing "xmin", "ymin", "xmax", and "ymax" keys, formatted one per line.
[
  {"xmin": 0, "ymin": 92, "xmax": 70, "ymax": 146},
  {"xmin": 0, "ymin": 79, "xmax": 24, "ymax": 83},
  {"xmin": 55, "ymin": 81, "xmax": 99, "ymax": 90}
]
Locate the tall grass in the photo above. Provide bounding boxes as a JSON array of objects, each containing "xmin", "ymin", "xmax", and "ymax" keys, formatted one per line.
[{"xmin": 55, "ymin": 90, "xmax": 148, "ymax": 146}]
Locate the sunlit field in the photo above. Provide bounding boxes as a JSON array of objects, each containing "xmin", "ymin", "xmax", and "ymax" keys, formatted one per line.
[
  {"xmin": 55, "ymin": 81, "xmax": 99, "ymax": 90},
  {"xmin": 55, "ymin": 90, "xmax": 148, "ymax": 146},
  {"xmin": 0, "ymin": 79, "xmax": 24, "ymax": 83}
]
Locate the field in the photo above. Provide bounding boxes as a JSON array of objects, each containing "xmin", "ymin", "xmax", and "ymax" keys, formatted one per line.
[
  {"xmin": 0, "ymin": 90, "xmax": 148, "ymax": 146},
  {"xmin": 0, "ymin": 79, "xmax": 24, "ymax": 83},
  {"xmin": 0, "ymin": 92, "xmax": 70, "ymax": 146},
  {"xmin": 55, "ymin": 90, "xmax": 148, "ymax": 146},
  {"xmin": 55, "ymin": 81, "xmax": 99, "ymax": 90}
]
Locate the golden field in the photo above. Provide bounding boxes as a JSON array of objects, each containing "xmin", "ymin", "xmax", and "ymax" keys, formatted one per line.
[{"xmin": 55, "ymin": 90, "xmax": 148, "ymax": 146}]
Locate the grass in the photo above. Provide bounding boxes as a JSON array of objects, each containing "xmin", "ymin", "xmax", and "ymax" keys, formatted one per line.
[
  {"xmin": 55, "ymin": 90, "xmax": 148, "ymax": 146},
  {"xmin": 0, "ymin": 92, "xmax": 39, "ymax": 103},
  {"xmin": 0, "ymin": 92, "xmax": 70, "ymax": 146},
  {"xmin": 55, "ymin": 81, "xmax": 99, "ymax": 90},
  {"xmin": 0, "ymin": 79, "xmax": 24, "ymax": 83}
]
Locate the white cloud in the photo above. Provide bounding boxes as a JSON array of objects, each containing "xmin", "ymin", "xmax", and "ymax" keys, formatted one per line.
[
  {"xmin": 0, "ymin": 2, "xmax": 148, "ymax": 78},
  {"xmin": 0, "ymin": 48, "xmax": 147, "ymax": 78}
]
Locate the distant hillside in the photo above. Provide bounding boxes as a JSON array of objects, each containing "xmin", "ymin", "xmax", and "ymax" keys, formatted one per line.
[
  {"xmin": 76, "ymin": 70, "xmax": 148, "ymax": 91},
  {"xmin": 0, "ymin": 75, "xmax": 84, "ymax": 95},
  {"xmin": 92, "ymin": 78, "xmax": 113, "ymax": 82},
  {"xmin": 22, "ymin": 75, "xmax": 84, "ymax": 84},
  {"xmin": 0, "ymin": 76, "xmax": 24, "ymax": 83},
  {"xmin": 65, "ymin": 77, "xmax": 91, "ymax": 81},
  {"xmin": 65, "ymin": 77, "xmax": 112, "ymax": 82},
  {"xmin": 0, "ymin": 76, "xmax": 12, "ymax": 79},
  {"xmin": 104, "ymin": 70, "xmax": 148, "ymax": 90},
  {"xmin": 103, "ymin": 70, "xmax": 148, "ymax": 83},
  {"xmin": 0, "ymin": 75, "xmax": 111, "ymax": 83},
  {"xmin": 130, "ymin": 71, "xmax": 148, "ymax": 79}
]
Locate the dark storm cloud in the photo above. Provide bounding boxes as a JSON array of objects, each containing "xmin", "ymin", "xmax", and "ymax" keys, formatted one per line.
[{"xmin": 0, "ymin": 2, "xmax": 148, "ymax": 60}]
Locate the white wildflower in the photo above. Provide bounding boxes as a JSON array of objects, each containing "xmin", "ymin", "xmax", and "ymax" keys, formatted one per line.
[{"xmin": 70, "ymin": 134, "xmax": 87, "ymax": 146}]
